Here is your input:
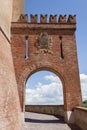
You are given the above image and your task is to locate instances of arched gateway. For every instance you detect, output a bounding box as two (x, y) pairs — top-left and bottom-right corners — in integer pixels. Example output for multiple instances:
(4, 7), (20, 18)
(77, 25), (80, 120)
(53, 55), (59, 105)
(11, 14), (82, 123)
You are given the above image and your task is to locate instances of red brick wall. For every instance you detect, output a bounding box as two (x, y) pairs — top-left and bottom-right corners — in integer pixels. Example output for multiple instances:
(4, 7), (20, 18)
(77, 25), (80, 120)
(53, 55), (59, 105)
(0, 29), (21, 130)
(11, 22), (82, 112)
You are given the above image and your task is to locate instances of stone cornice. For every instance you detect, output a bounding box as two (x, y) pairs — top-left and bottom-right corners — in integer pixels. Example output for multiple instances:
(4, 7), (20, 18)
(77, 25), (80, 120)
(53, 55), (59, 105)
(11, 22), (76, 35)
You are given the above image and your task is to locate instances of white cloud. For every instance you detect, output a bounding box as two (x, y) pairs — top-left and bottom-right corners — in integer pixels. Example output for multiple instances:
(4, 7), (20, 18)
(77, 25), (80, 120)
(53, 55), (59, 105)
(44, 75), (60, 82)
(25, 73), (87, 105)
(80, 74), (87, 101)
(25, 75), (63, 105)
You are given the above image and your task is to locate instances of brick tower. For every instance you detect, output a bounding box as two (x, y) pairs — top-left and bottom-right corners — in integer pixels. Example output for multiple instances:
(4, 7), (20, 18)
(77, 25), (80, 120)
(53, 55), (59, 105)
(11, 14), (82, 123)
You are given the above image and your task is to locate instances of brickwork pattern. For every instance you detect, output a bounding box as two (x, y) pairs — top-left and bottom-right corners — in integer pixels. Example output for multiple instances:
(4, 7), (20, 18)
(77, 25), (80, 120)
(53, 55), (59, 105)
(11, 19), (82, 114)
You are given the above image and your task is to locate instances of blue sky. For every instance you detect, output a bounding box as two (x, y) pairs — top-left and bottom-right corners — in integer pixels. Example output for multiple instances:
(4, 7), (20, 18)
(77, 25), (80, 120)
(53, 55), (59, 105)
(24, 0), (87, 104)
(24, 0), (87, 74)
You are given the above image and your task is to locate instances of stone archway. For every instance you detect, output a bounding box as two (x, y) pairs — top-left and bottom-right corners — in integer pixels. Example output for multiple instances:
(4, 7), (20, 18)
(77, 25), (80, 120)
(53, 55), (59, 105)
(18, 64), (65, 113)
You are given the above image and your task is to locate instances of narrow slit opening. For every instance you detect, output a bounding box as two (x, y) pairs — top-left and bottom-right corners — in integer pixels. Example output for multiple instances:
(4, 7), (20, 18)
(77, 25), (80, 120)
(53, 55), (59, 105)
(25, 36), (29, 60)
(59, 36), (64, 60)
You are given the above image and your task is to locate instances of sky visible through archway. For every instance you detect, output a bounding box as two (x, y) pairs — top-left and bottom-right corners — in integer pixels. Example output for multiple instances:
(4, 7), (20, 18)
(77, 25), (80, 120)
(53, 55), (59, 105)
(25, 0), (87, 103)
(25, 71), (64, 105)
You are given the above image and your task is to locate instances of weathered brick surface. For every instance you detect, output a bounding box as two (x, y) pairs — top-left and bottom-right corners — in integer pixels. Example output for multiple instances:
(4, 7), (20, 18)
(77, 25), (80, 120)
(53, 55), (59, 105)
(0, 29), (21, 130)
(11, 22), (82, 114)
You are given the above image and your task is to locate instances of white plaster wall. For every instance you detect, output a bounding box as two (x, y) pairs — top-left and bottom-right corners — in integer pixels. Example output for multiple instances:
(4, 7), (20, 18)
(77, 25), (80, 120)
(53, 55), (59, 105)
(0, 0), (13, 39)
(0, 0), (24, 39)
(12, 0), (24, 22)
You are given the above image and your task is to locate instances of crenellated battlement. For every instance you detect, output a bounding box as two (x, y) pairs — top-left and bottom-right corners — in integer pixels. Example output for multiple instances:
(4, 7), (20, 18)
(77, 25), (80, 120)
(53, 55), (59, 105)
(40, 15), (47, 23)
(30, 14), (38, 23)
(67, 15), (76, 24)
(18, 14), (28, 22)
(49, 15), (57, 23)
(58, 15), (66, 23)
(18, 14), (76, 24)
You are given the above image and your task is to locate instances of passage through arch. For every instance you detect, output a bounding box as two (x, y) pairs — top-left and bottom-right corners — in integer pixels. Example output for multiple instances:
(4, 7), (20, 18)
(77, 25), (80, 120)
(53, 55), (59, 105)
(25, 70), (64, 105)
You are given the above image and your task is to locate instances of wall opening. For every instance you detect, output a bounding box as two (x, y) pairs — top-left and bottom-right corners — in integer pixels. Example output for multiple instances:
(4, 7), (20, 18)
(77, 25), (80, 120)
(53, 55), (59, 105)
(25, 70), (64, 105)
